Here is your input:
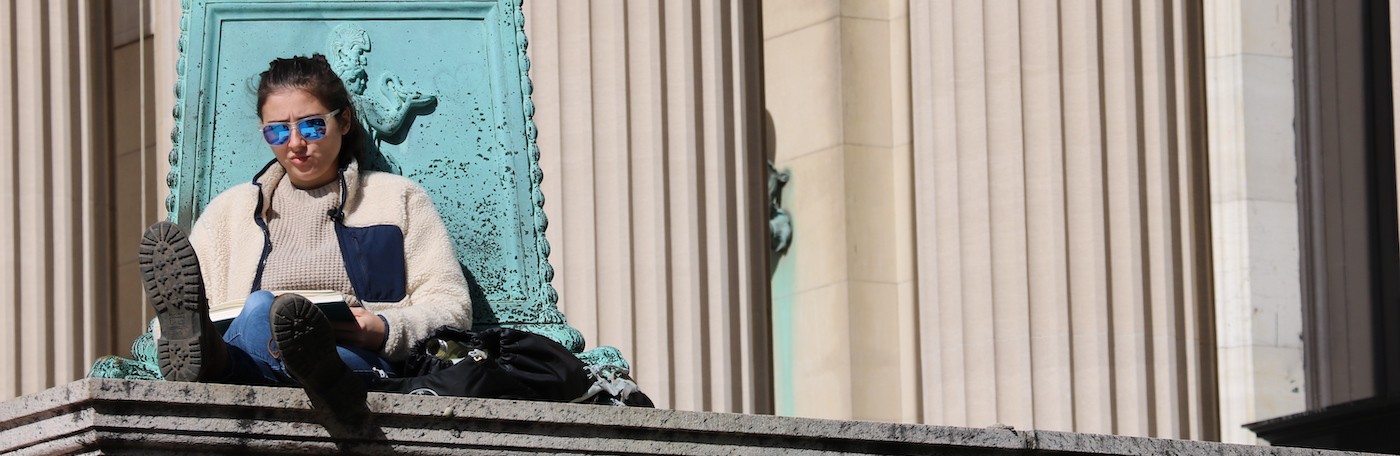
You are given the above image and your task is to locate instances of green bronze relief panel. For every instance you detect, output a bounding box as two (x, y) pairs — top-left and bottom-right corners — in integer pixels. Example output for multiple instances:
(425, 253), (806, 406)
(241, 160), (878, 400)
(91, 0), (642, 382)
(167, 0), (584, 351)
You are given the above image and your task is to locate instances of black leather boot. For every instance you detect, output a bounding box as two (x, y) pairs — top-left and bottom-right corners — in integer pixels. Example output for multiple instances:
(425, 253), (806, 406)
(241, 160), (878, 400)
(271, 293), (369, 420)
(140, 221), (227, 382)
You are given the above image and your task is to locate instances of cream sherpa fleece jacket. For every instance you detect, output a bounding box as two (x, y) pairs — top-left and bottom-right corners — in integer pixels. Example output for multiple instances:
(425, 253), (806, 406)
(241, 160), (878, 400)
(188, 159), (472, 361)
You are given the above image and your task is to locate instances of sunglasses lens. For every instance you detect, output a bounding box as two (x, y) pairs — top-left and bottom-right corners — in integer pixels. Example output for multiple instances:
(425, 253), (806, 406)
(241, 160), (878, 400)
(298, 118), (328, 141)
(262, 124), (291, 145)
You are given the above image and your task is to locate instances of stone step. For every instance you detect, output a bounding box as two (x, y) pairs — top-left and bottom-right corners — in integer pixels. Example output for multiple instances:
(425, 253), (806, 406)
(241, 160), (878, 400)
(0, 379), (1378, 455)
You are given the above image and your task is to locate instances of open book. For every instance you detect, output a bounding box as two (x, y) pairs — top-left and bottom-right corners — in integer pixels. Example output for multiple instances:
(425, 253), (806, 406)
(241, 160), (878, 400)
(210, 290), (356, 331)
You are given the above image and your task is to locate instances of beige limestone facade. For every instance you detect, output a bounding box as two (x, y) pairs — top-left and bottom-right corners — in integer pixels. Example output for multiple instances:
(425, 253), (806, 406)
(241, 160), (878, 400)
(1205, 0), (1306, 444)
(2, 0), (1395, 448)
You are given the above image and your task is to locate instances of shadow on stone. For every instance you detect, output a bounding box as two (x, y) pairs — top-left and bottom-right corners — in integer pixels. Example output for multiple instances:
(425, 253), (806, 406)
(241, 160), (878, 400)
(462, 264), (495, 327)
(304, 389), (387, 445)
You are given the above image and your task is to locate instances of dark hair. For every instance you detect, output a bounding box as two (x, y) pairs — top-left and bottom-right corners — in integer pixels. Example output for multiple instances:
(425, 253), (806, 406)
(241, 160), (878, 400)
(256, 54), (363, 167)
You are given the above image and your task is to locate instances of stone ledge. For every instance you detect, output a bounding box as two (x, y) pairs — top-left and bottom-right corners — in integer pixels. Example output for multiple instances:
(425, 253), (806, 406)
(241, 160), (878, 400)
(0, 379), (1380, 455)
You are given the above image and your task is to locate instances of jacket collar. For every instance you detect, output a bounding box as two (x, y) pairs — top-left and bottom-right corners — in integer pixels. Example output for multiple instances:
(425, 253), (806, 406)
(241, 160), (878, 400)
(250, 158), (359, 220)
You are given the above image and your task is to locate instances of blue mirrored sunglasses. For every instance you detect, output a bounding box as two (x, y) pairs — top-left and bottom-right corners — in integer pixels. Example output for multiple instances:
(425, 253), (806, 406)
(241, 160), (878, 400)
(259, 109), (342, 145)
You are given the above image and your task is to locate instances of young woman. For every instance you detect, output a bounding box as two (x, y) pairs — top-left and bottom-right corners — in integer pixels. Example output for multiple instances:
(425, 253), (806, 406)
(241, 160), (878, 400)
(140, 55), (471, 406)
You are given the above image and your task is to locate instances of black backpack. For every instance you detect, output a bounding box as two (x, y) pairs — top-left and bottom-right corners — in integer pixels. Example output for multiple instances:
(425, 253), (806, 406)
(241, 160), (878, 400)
(371, 326), (592, 401)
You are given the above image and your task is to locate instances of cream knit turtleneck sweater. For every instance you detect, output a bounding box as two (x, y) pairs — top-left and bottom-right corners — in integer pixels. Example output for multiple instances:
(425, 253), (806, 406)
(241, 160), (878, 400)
(259, 174), (355, 297)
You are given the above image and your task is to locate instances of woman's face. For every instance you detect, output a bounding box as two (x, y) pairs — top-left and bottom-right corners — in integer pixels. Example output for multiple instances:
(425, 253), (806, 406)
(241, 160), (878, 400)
(260, 89), (348, 189)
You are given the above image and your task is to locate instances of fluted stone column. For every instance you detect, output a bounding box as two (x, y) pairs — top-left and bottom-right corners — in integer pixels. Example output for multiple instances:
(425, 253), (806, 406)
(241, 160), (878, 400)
(909, 0), (1216, 439)
(0, 0), (111, 399)
(525, 0), (770, 413)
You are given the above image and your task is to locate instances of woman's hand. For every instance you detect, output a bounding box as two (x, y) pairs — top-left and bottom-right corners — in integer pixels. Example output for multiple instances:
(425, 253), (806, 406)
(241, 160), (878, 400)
(334, 306), (387, 351)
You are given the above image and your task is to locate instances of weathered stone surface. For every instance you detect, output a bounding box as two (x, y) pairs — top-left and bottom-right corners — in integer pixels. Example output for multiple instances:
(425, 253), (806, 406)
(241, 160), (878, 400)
(0, 379), (1384, 455)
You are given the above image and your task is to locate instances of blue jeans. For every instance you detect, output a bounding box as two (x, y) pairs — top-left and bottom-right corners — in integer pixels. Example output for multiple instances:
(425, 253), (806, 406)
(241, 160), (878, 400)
(219, 290), (396, 385)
